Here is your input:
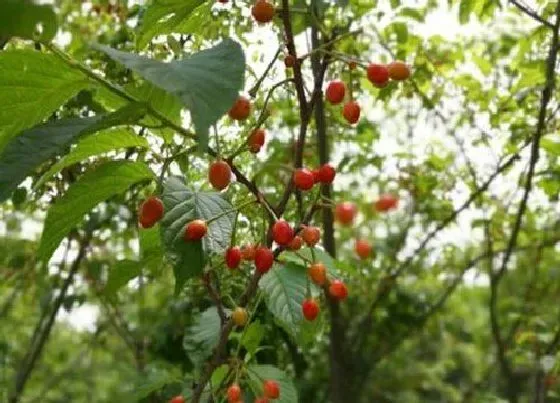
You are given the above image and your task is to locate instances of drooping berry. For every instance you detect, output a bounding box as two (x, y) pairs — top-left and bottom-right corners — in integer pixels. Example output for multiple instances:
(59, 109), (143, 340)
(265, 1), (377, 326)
(311, 169), (321, 184)
(287, 235), (303, 251)
(272, 220), (294, 246)
(325, 80), (346, 104)
(169, 396), (186, 403)
(329, 279), (348, 301)
(335, 202), (356, 225)
(251, 0), (275, 23)
(138, 196), (164, 228)
(342, 101), (360, 124)
(209, 160), (232, 191)
(228, 96), (251, 120)
(301, 226), (321, 246)
(308, 262), (327, 286)
(254, 246), (274, 273)
(355, 239), (372, 260)
(232, 307), (248, 326)
(241, 244), (257, 261)
(293, 168), (315, 191)
(367, 63), (390, 88)
(249, 128), (266, 153)
(302, 298), (320, 321)
(387, 61), (411, 81)
(227, 384), (242, 402)
(263, 380), (280, 399)
(184, 219), (208, 241)
(317, 163), (336, 184)
(374, 194), (399, 212)
(284, 54), (296, 68)
(225, 246), (242, 269)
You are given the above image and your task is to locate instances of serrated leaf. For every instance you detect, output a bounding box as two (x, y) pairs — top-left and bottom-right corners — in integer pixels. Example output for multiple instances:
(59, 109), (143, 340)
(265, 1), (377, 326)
(0, 103), (148, 202)
(0, 0), (57, 42)
(35, 128), (149, 189)
(183, 307), (225, 361)
(93, 39), (245, 150)
(160, 176), (236, 294)
(241, 320), (265, 355)
(247, 365), (298, 403)
(105, 260), (141, 295)
(0, 50), (91, 152)
(38, 161), (155, 262)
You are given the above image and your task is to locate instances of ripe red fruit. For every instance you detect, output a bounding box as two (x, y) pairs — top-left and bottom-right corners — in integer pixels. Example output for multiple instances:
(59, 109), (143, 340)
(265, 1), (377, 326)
(263, 380), (280, 399)
(342, 101), (360, 124)
(374, 194), (399, 212)
(272, 220), (294, 246)
(227, 384), (241, 402)
(209, 160), (232, 190)
(287, 235), (303, 251)
(249, 128), (266, 153)
(255, 246), (274, 273)
(355, 239), (372, 260)
(225, 246), (242, 269)
(293, 168), (315, 191)
(329, 279), (348, 301)
(302, 298), (320, 321)
(311, 169), (321, 184)
(184, 219), (208, 241)
(255, 398), (270, 403)
(169, 396), (185, 403)
(335, 202), (356, 225)
(367, 63), (390, 88)
(228, 96), (251, 120)
(301, 226), (321, 246)
(317, 163), (336, 184)
(241, 244), (257, 261)
(308, 262), (327, 285)
(251, 0), (275, 23)
(138, 196), (164, 228)
(284, 54), (296, 68)
(387, 61), (411, 81)
(325, 80), (346, 104)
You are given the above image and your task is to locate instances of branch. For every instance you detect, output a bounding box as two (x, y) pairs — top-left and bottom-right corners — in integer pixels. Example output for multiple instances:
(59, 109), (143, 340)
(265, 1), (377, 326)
(509, 0), (554, 28)
(203, 271), (227, 325)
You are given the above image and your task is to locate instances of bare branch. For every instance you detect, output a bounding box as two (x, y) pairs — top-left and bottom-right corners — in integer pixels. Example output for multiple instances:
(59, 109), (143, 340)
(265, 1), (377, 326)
(509, 0), (554, 28)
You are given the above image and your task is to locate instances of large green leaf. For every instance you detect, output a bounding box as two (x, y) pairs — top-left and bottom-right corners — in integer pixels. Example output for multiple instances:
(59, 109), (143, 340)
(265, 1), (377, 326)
(34, 128), (149, 189)
(241, 320), (265, 356)
(247, 364), (298, 403)
(183, 307), (224, 362)
(105, 260), (141, 295)
(0, 0), (57, 42)
(0, 50), (91, 152)
(93, 39), (245, 149)
(38, 161), (155, 262)
(0, 103), (148, 202)
(140, 226), (164, 275)
(136, 0), (207, 49)
(160, 176), (236, 294)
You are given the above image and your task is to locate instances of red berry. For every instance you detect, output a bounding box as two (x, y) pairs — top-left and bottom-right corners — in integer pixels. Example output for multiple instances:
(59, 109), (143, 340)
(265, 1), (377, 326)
(227, 384), (241, 402)
(366, 63), (390, 88)
(329, 279), (348, 300)
(241, 244), (257, 261)
(209, 160), (232, 190)
(225, 246), (242, 269)
(272, 220), (294, 246)
(249, 128), (266, 153)
(138, 196), (164, 228)
(302, 298), (320, 321)
(251, 0), (275, 23)
(218, 0), (228, 3)
(355, 239), (372, 260)
(255, 398), (270, 403)
(263, 380), (280, 399)
(387, 61), (411, 81)
(342, 101), (360, 124)
(308, 262), (327, 286)
(325, 80), (346, 104)
(184, 219), (208, 241)
(317, 163), (336, 184)
(335, 202), (356, 225)
(228, 96), (251, 120)
(169, 396), (186, 403)
(301, 226), (321, 246)
(311, 169), (321, 184)
(293, 168), (315, 191)
(287, 235), (303, 251)
(284, 54), (296, 68)
(374, 194), (399, 212)
(254, 246), (274, 273)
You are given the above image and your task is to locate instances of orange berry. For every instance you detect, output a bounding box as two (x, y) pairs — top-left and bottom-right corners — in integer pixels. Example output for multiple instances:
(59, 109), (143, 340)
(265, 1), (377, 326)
(209, 160), (232, 190)
(251, 0), (275, 23)
(301, 226), (321, 246)
(342, 101), (360, 124)
(374, 194), (399, 212)
(335, 202), (356, 225)
(232, 307), (248, 326)
(387, 61), (411, 81)
(366, 63), (389, 88)
(241, 244), (257, 261)
(308, 262), (327, 285)
(287, 235), (303, 251)
(184, 219), (207, 241)
(169, 396), (186, 403)
(227, 384), (242, 402)
(228, 96), (251, 120)
(249, 128), (266, 153)
(355, 239), (372, 260)
(263, 380), (280, 399)
(329, 279), (348, 300)
(284, 54), (296, 68)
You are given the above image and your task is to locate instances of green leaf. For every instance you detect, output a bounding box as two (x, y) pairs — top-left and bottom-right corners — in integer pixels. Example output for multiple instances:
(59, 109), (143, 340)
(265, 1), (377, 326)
(140, 226), (164, 275)
(459, 0), (476, 24)
(38, 161), (155, 262)
(541, 138), (560, 156)
(105, 260), (141, 295)
(0, 103), (148, 202)
(136, 0), (207, 49)
(391, 22), (409, 44)
(0, 0), (57, 42)
(93, 39), (245, 150)
(247, 365), (298, 403)
(0, 50), (91, 152)
(183, 307), (224, 361)
(34, 128), (149, 189)
(241, 320), (265, 356)
(398, 7), (425, 22)
(160, 176), (236, 294)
